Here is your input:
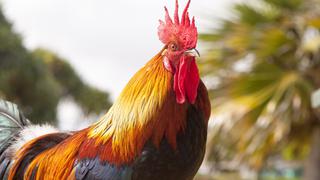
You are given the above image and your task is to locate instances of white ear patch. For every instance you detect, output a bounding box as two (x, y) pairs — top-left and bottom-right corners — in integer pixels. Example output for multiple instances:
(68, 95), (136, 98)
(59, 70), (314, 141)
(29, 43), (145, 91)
(8, 124), (59, 155)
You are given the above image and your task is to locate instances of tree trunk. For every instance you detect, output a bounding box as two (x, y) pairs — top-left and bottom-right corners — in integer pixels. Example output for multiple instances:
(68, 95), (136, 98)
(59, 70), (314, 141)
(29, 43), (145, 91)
(304, 126), (320, 180)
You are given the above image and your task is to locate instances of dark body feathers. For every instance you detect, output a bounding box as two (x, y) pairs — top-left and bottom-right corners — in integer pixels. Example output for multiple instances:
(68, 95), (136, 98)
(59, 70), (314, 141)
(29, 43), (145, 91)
(75, 104), (207, 180)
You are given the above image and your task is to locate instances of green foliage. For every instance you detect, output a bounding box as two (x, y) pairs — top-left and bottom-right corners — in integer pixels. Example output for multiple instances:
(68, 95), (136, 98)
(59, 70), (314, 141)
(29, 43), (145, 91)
(0, 7), (111, 124)
(200, 0), (320, 169)
(32, 49), (112, 115)
(264, 0), (303, 10)
(234, 4), (272, 25)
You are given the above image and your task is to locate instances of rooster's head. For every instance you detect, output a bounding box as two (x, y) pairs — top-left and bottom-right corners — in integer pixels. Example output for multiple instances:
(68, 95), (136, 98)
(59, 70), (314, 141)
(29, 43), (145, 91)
(158, 0), (199, 105)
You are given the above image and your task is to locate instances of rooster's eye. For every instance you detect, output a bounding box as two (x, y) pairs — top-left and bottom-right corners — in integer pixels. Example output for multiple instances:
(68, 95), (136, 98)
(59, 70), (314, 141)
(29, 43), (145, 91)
(169, 43), (178, 51)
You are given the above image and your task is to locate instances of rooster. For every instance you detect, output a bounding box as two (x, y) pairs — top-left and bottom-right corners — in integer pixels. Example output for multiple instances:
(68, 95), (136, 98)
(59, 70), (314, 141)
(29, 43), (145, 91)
(0, 0), (210, 179)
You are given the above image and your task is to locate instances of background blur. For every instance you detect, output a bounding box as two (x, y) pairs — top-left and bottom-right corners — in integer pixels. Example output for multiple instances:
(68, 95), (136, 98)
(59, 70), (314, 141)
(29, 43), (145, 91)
(1, 0), (320, 180)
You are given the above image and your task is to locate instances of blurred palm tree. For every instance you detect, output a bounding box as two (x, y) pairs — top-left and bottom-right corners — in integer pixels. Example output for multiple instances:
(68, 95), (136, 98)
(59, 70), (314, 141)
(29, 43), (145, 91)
(0, 6), (112, 124)
(200, 0), (320, 179)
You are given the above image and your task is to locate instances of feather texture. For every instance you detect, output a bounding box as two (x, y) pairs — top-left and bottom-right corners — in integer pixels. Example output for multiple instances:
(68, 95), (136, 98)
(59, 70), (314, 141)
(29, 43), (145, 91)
(0, 100), (29, 143)
(85, 49), (188, 164)
(0, 100), (29, 179)
(8, 125), (59, 155)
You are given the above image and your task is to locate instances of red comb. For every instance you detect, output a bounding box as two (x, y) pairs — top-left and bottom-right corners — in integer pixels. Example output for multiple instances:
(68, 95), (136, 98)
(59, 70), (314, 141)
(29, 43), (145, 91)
(158, 0), (197, 49)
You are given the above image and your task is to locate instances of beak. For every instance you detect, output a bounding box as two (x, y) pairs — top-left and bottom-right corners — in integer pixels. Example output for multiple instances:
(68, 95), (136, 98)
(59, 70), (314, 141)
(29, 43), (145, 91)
(184, 48), (200, 57)
(161, 49), (167, 56)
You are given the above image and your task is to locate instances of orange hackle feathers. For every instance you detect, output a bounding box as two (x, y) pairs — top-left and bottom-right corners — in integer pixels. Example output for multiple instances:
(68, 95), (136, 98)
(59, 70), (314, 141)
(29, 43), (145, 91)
(83, 49), (188, 164)
(9, 130), (88, 180)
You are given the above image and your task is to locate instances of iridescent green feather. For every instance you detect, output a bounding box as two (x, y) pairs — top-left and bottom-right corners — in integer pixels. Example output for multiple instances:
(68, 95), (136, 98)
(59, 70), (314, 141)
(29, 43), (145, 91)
(0, 100), (29, 153)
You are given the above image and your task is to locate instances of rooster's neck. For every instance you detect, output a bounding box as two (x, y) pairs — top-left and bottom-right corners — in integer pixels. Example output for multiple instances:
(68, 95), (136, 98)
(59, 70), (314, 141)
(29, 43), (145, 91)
(85, 49), (188, 164)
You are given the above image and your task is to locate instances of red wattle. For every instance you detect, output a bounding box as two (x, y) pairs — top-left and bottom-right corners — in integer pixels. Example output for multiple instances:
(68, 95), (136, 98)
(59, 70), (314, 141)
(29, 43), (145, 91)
(186, 58), (199, 104)
(174, 56), (199, 104)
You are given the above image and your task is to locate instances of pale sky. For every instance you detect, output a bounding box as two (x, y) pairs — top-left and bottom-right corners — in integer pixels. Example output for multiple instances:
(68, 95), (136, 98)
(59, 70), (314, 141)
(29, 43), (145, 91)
(1, 0), (239, 129)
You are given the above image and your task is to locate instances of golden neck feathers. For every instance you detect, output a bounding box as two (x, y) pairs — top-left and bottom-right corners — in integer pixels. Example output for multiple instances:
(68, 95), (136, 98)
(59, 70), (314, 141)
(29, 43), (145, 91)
(87, 49), (188, 163)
